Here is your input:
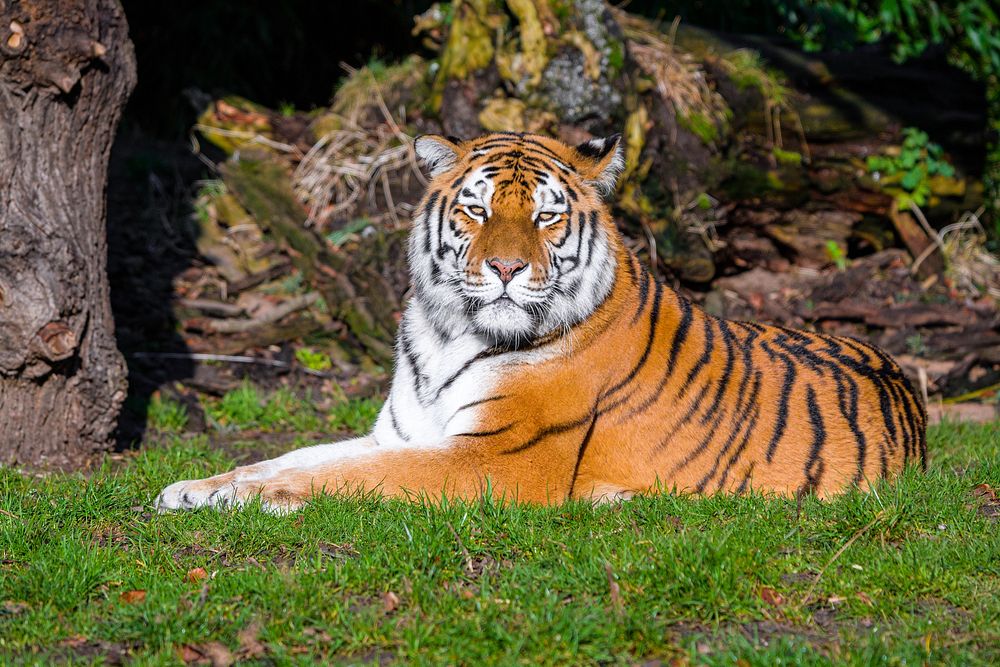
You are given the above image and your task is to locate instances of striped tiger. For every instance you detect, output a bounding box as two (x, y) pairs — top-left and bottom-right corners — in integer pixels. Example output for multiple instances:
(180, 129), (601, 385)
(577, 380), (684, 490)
(156, 131), (926, 512)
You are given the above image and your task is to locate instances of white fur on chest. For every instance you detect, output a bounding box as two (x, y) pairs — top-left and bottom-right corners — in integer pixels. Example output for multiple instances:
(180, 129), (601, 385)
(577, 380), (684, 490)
(373, 302), (508, 446)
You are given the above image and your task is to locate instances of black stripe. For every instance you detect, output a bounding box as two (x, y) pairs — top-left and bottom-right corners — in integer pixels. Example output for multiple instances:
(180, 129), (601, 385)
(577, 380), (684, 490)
(624, 296), (696, 419)
(421, 191), (440, 254)
(388, 400), (411, 442)
(501, 413), (594, 455)
(567, 411), (600, 497)
(698, 321), (737, 426)
(677, 315), (715, 399)
(760, 339), (796, 463)
(631, 265), (651, 325)
(803, 385), (826, 493)
(432, 349), (495, 401)
(456, 422), (517, 438)
(601, 281), (663, 403)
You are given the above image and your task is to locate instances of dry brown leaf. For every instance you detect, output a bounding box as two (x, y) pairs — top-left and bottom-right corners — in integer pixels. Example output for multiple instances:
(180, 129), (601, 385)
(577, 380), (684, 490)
(59, 635), (88, 648)
(2, 601), (29, 615)
(177, 645), (203, 663)
(856, 591), (874, 606)
(972, 483), (998, 502)
(382, 591), (400, 613)
(460, 589), (475, 600)
(758, 586), (785, 606)
(185, 567), (209, 583)
(119, 590), (146, 604)
(237, 622), (267, 659)
(201, 641), (235, 667)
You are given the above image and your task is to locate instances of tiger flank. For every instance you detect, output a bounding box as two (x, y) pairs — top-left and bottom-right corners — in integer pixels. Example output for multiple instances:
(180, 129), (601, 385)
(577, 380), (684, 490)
(156, 132), (926, 512)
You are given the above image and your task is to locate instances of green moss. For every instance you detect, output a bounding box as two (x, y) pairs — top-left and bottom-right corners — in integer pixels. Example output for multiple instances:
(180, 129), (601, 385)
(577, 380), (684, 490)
(608, 38), (626, 76)
(723, 49), (789, 106)
(678, 111), (718, 145)
(772, 148), (802, 166)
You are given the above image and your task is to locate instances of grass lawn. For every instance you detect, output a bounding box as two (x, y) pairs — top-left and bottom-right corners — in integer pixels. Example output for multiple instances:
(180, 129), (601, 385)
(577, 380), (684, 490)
(1, 416), (998, 665)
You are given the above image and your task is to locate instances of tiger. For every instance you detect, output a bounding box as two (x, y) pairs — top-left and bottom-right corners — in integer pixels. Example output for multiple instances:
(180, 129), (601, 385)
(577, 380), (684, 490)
(156, 131), (926, 512)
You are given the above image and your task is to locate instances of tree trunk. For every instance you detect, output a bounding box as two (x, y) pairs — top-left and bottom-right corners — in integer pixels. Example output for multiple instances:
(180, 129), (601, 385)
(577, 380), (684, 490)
(0, 0), (135, 466)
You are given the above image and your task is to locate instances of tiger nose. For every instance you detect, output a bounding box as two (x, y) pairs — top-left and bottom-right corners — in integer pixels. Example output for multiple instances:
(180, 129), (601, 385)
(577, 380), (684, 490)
(487, 257), (528, 284)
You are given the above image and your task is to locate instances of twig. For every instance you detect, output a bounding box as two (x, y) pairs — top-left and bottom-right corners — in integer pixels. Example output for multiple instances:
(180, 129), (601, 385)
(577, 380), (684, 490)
(604, 562), (624, 615)
(128, 351), (334, 378)
(200, 292), (319, 334)
(805, 512), (883, 603)
(178, 298), (246, 318)
(908, 201), (948, 276)
(446, 521), (475, 575)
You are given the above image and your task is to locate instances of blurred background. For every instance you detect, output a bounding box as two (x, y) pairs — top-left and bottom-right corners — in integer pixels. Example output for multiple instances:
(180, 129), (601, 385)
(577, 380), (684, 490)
(108, 0), (1000, 447)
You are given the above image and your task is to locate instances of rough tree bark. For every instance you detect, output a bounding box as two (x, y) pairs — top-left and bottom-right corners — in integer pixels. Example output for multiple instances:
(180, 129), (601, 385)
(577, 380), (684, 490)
(0, 0), (135, 466)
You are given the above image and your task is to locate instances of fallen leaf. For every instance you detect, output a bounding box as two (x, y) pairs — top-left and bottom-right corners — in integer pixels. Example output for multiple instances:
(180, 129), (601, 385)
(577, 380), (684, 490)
(382, 591), (400, 613)
(971, 483), (1000, 520)
(119, 590), (146, 604)
(758, 586), (785, 606)
(177, 645), (202, 663)
(237, 622), (267, 659)
(185, 567), (208, 583)
(460, 589), (475, 600)
(857, 592), (874, 606)
(59, 635), (88, 648)
(1, 601), (29, 615)
(199, 642), (234, 667)
(303, 627), (332, 643)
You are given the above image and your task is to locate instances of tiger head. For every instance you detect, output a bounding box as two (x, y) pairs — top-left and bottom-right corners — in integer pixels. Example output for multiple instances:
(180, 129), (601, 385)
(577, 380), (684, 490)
(412, 132), (624, 345)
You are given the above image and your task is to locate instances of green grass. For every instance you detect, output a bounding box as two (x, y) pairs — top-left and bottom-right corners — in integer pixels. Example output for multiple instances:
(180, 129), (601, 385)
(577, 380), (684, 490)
(202, 382), (381, 435)
(1, 422), (998, 665)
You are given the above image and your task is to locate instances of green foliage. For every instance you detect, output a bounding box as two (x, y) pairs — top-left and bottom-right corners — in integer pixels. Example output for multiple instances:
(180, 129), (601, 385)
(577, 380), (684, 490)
(294, 346), (333, 372)
(865, 127), (956, 209)
(772, 147), (803, 166)
(775, 1), (999, 235)
(774, 0), (999, 73)
(678, 111), (718, 145)
(203, 381), (379, 435)
(0, 421), (997, 662)
(325, 217), (373, 248)
(824, 240), (849, 270)
(329, 397), (383, 435)
(147, 394), (188, 433)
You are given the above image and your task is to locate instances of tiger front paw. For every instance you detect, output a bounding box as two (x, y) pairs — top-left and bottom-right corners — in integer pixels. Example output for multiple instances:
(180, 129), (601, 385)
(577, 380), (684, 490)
(154, 474), (304, 514)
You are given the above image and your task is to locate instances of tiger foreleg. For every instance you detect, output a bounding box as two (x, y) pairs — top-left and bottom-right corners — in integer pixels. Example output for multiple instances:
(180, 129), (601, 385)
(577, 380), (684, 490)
(155, 436), (381, 513)
(155, 432), (583, 511)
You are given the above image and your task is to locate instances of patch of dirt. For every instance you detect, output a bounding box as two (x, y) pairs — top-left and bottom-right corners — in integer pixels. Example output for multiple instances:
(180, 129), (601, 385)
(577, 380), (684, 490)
(52, 637), (138, 665)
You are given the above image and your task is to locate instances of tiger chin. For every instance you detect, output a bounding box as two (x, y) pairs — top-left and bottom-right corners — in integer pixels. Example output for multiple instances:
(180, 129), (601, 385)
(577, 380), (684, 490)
(156, 131), (926, 513)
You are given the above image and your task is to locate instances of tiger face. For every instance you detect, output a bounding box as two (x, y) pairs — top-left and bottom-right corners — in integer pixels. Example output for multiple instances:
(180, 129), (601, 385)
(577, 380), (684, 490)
(412, 132), (625, 345)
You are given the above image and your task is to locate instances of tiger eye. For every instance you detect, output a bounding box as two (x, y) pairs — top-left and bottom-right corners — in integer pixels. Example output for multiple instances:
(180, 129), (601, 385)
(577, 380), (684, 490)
(468, 206), (487, 218)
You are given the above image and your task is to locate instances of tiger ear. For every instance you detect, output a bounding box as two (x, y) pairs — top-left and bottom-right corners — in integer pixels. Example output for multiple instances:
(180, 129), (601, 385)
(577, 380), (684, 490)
(572, 134), (624, 195)
(414, 134), (463, 177)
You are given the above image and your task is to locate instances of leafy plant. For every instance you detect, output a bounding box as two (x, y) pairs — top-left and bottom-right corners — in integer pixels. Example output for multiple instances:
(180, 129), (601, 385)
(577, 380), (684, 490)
(865, 127), (955, 209)
(295, 346), (333, 372)
(326, 217), (372, 248)
(147, 394), (188, 433)
(824, 240), (849, 270)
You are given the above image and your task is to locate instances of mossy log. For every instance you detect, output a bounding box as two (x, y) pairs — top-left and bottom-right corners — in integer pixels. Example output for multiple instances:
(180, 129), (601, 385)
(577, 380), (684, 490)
(221, 156), (398, 366)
